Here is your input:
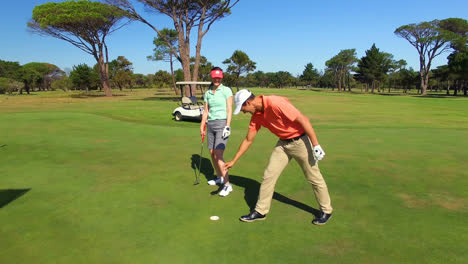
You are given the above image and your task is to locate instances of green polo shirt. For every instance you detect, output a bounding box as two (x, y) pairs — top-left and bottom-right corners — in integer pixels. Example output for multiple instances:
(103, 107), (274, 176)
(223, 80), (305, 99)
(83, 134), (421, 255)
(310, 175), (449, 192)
(204, 84), (233, 120)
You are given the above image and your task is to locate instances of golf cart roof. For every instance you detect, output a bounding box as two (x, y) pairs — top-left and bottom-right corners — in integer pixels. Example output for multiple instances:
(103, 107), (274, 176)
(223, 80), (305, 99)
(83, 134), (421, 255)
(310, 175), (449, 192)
(176, 81), (211, 85)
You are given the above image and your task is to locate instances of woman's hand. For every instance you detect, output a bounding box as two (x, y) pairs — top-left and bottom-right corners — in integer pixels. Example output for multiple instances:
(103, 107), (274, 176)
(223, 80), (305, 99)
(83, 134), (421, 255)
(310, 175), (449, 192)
(200, 125), (206, 139)
(222, 126), (230, 139)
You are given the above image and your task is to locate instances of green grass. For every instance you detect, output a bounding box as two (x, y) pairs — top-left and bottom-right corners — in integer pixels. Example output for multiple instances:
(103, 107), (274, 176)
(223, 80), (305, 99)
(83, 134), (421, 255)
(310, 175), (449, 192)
(1, 88), (467, 263)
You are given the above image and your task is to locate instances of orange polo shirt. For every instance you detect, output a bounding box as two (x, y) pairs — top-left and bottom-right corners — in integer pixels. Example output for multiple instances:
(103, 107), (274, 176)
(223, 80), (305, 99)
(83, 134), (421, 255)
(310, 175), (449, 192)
(249, 95), (305, 140)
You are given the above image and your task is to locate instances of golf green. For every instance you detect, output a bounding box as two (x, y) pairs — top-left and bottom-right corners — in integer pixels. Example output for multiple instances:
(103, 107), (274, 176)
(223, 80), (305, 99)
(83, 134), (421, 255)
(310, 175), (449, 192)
(0, 89), (467, 263)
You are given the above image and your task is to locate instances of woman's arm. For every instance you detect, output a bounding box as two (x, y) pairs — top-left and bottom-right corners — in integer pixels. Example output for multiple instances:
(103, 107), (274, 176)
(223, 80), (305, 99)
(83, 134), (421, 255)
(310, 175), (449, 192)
(200, 102), (209, 136)
(226, 96), (233, 126)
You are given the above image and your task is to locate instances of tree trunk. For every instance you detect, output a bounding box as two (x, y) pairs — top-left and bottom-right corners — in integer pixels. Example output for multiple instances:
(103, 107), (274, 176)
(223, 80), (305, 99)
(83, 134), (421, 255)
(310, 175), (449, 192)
(169, 54), (178, 95)
(105, 42), (109, 86)
(182, 56), (191, 97)
(347, 73), (351, 92)
(446, 80), (450, 95)
(192, 10), (206, 96)
(97, 47), (112, 97)
(419, 67), (429, 96)
(176, 22), (192, 97)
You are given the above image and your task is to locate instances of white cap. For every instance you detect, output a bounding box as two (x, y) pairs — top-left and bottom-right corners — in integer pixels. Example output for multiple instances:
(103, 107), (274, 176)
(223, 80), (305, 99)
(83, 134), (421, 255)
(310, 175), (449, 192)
(233, 89), (252, 115)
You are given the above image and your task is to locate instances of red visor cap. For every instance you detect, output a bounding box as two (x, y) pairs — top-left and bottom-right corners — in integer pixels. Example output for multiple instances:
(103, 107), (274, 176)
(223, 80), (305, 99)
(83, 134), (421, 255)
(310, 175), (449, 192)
(211, 70), (223, 79)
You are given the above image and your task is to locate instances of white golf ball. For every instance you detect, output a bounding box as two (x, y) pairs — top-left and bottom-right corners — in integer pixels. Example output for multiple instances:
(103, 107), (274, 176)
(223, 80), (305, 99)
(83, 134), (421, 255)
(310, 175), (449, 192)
(210, 216), (220, 221)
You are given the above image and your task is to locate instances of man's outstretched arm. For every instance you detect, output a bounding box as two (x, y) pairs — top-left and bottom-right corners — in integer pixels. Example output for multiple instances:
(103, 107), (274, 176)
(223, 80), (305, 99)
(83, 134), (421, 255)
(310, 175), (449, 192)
(224, 129), (257, 170)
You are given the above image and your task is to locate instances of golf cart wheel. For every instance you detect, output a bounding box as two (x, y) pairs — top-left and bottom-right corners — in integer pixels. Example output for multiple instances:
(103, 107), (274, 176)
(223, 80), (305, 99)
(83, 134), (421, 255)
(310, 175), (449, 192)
(174, 112), (182, 121)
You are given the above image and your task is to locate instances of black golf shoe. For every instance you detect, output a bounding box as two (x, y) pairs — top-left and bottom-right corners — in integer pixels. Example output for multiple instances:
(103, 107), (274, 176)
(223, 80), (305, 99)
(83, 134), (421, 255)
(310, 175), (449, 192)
(312, 211), (332, 225)
(240, 211), (266, 222)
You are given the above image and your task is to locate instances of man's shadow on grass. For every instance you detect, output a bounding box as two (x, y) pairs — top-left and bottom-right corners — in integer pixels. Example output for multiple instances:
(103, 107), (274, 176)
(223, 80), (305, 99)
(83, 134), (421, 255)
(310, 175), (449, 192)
(190, 154), (321, 217)
(0, 189), (30, 208)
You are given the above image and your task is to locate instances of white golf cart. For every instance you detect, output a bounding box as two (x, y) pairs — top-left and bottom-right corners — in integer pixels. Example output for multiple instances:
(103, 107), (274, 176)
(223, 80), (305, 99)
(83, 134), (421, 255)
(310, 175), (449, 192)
(172, 81), (211, 122)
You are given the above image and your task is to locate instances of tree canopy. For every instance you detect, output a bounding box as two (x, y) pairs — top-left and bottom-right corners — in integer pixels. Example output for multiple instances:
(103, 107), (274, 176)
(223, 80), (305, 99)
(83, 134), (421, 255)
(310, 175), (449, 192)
(70, 63), (99, 91)
(147, 28), (179, 63)
(355, 44), (394, 93)
(108, 56), (134, 90)
(300, 63), (320, 86)
(29, 0), (130, 96)
(19, 62), (63, 94)
(107, 0), (239, 96)
(147, 28), (179, 93)
(223, 50), (256, 90)
(394, 18), (468, 95)
(326, 49), (358, 91)
(0, 60), (22, 81)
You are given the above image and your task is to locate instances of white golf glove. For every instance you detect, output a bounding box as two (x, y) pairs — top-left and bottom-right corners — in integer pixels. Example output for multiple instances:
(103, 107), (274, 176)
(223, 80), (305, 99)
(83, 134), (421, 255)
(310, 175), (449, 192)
(222, 126), (231, 139)
(313, 145), (325, 161)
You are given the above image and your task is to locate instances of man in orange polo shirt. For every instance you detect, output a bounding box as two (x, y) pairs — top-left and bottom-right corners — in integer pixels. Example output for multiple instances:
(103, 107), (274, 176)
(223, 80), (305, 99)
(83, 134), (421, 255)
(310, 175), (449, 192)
(224, 89), (333, 225)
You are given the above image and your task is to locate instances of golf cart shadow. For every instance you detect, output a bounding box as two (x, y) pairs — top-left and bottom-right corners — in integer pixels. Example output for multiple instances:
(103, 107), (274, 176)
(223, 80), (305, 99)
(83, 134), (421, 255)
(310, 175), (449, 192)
(228, 175), (322, 217)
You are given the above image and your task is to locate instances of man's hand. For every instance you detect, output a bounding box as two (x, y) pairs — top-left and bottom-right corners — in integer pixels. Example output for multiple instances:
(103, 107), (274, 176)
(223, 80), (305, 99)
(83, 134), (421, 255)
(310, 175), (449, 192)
(224, 160), (235, 170)
(222, 126), (231, 139)
(313, 145), (325, 161)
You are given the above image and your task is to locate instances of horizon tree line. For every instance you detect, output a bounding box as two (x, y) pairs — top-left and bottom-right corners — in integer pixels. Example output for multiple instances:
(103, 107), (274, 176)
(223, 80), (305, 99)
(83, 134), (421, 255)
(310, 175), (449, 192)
(1, 53), (463, 96)
(2, 0), (467, 96)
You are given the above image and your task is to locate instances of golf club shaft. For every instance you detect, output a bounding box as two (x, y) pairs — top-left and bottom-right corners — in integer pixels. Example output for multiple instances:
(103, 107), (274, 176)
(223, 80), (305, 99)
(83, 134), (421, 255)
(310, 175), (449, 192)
(199, 123), (206, 170)
(195, 123), (206, 184)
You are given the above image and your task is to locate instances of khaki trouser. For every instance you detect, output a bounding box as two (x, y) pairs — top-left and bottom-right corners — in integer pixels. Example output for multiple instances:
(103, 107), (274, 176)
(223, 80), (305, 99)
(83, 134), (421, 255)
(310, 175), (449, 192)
(255, 135), (333, 215)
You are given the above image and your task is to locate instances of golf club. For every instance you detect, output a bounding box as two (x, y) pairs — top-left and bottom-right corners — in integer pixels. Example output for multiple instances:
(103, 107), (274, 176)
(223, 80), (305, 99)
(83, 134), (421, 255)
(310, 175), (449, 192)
(194, 123), (206, 185)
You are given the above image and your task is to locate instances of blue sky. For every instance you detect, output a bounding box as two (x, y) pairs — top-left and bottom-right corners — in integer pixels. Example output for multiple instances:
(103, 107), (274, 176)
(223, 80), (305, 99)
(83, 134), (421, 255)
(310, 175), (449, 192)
(1, 0), (467, 76)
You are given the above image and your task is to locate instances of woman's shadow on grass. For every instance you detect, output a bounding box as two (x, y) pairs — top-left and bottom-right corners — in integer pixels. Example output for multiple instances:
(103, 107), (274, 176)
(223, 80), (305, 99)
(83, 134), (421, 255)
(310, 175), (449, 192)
(190, 154), (321, 217)
(191, 154), (215, 181)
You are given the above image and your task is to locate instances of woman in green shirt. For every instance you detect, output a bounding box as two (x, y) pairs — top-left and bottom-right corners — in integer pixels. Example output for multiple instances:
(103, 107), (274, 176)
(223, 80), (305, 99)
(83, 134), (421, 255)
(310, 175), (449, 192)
(200, 67), (233, 197)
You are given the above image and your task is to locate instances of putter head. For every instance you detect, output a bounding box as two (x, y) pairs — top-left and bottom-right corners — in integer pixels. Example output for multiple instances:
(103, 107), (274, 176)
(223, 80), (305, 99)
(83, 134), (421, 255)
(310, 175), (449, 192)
(193, 179), (200, 185)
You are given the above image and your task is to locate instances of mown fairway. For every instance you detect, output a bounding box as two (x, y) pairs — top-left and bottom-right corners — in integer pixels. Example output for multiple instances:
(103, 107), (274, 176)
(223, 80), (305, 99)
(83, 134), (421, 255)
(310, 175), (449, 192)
(1, 89), (467, 263)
